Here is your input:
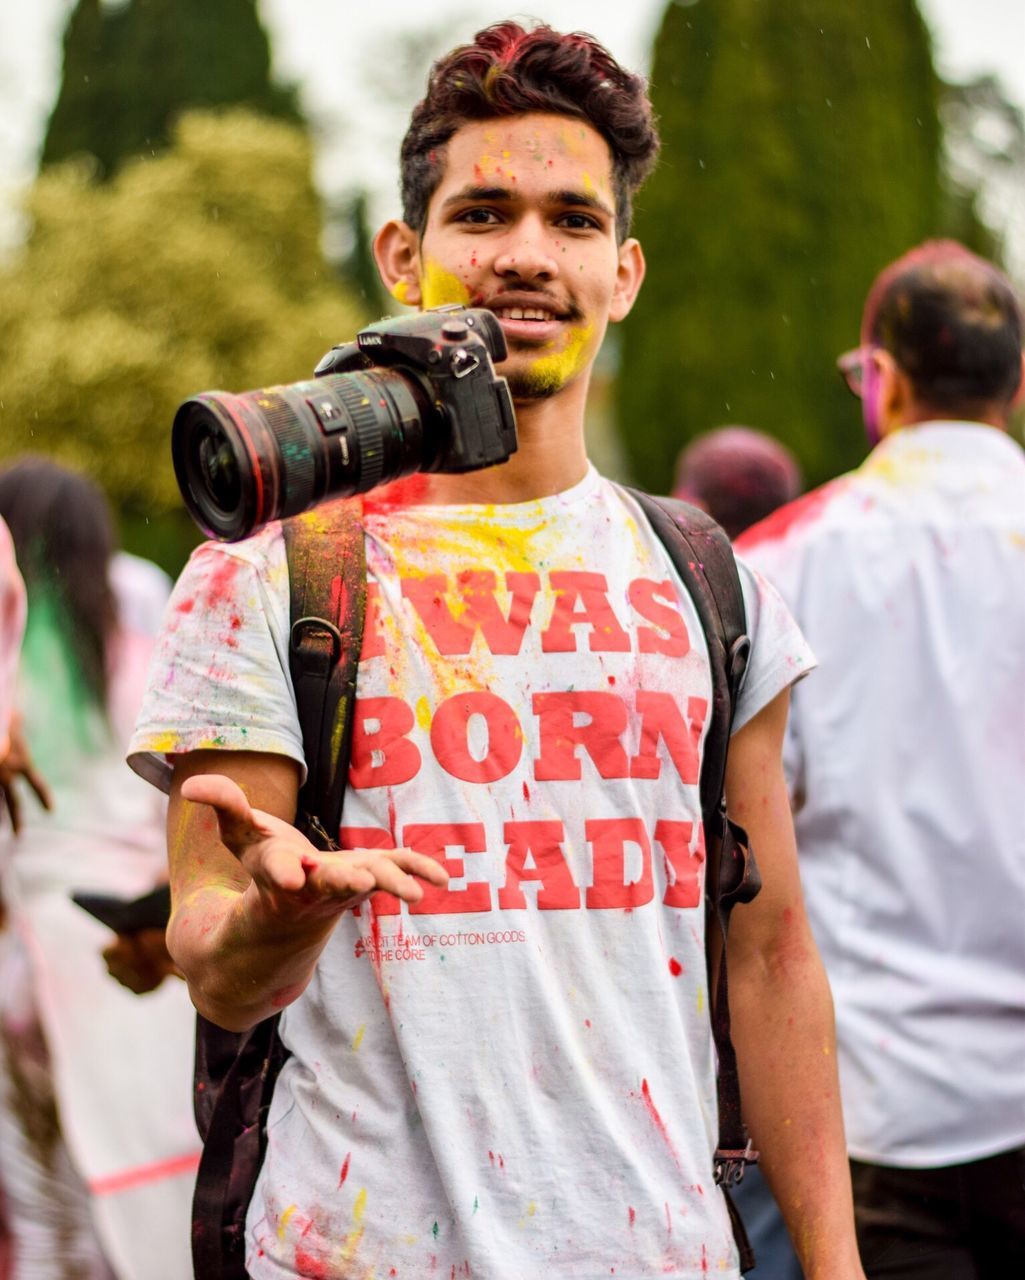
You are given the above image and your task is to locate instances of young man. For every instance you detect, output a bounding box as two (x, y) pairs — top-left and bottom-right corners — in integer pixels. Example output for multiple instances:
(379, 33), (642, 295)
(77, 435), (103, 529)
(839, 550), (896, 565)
(130, 23), (863, 1279)
(739, 240), (1025, 1276)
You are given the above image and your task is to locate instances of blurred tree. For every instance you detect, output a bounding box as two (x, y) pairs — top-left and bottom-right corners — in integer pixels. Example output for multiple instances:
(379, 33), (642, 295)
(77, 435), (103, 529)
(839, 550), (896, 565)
(619, 0), (947, 491)
(0, 111), (366, 575)
(940, 75), (1025, 275)
(42, 0), (301, 179)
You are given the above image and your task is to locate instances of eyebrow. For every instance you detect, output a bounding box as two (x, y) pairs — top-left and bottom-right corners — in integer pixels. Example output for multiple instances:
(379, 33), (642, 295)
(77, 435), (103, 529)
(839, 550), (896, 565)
(441, 184), (615, 219)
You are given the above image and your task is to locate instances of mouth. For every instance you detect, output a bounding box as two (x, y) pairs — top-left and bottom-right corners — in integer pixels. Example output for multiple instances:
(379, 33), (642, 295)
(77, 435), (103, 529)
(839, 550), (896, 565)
(484, 297), (575, 345)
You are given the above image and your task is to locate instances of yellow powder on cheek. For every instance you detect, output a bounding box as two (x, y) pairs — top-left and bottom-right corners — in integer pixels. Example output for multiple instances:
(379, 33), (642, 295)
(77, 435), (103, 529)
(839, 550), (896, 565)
(390, 279), (412, 305)
(419, 258), (471, 309)
(522, 322), (596, 395)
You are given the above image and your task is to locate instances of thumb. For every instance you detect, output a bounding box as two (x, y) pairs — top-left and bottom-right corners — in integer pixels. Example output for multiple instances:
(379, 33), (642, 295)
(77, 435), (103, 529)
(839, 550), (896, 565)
(180, 773), (272, 858)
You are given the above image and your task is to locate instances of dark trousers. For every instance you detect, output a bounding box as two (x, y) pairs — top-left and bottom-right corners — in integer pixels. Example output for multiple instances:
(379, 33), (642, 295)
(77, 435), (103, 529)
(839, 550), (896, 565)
(851, 1146), (1025, 1279)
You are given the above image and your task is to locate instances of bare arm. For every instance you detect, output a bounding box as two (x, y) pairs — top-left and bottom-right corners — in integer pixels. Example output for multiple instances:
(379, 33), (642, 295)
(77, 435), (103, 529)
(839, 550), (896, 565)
(167, 749), (448, 1032)
(724, 689), (864, 1280)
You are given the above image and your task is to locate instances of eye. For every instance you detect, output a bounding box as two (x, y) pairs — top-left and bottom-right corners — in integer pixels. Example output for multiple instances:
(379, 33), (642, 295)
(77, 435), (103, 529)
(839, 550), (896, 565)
(454, 207), (502, 226)
(557, 212), (602, 231)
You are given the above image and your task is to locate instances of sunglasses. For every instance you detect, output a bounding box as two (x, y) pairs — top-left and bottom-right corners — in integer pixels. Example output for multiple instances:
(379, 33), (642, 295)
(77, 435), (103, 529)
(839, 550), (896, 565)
(836, 344), (879, 399)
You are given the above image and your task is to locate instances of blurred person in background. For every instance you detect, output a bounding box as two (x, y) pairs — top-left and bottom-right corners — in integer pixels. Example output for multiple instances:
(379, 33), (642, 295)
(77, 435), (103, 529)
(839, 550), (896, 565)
(738, 241), (1025, 1277)
(0, 457), (198, 1280)
(672, 425), (803, 541)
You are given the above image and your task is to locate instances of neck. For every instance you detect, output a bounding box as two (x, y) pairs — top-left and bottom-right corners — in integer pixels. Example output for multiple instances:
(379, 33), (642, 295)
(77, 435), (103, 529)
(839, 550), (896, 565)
(422, 374), (592, 505)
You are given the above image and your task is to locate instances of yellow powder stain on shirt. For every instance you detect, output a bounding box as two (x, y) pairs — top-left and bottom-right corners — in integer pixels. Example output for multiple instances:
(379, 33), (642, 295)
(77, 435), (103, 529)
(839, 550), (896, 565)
(278, 1203), (299, 1240)
(415, 696), (432, 730)
(341, 1188), (369, 1262)
(352, 1023), (366, 1052)
(522, 323), (595, 396)
(146, 731), (180, 754)
(420, 258), (471, 309)
(696, 987), (705, 1015)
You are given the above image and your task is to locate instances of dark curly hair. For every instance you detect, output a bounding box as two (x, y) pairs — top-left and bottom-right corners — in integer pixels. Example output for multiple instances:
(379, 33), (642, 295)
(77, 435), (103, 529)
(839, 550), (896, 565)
(400, 21), (660, 243)
(863, 240), (1024, 418)
(0, 456), (117, 711)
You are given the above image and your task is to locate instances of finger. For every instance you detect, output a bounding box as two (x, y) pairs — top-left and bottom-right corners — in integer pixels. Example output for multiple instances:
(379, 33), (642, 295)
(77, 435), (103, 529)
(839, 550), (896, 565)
(307, 852), (434, 905)
(342, 847), (450, 886)
(180, 773), (273, 858)
(22, 765), (52, 813)
(3, 783), (21, 835)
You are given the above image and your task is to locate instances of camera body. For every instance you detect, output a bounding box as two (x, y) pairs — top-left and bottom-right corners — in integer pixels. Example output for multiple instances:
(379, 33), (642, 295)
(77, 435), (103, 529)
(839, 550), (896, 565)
(172, 305), (517, 542)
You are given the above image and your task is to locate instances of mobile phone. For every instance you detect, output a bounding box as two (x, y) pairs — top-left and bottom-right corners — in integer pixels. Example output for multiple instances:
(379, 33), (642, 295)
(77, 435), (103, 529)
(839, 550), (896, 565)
(70, 884), (171, 934)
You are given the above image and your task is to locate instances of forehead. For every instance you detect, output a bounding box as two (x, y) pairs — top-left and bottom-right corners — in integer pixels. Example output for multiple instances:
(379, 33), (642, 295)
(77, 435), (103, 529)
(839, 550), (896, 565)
(435, 112), (614, 194)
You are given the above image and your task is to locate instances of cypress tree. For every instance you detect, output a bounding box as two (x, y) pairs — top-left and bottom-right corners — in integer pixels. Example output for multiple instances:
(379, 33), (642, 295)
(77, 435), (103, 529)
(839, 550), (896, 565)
(618, 0), (944, 490)
(42, 0), (300, 178)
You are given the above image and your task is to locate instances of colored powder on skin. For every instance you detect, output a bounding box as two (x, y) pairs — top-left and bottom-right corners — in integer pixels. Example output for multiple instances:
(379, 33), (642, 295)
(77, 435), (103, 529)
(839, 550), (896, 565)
(520, 322), (595, 396)
(391, 279), (412, 305)
(419, 258), (471, 309)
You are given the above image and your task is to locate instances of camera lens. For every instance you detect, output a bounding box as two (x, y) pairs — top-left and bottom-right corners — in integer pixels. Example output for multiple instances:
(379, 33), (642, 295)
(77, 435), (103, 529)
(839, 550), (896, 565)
(198, 424), (241, 514)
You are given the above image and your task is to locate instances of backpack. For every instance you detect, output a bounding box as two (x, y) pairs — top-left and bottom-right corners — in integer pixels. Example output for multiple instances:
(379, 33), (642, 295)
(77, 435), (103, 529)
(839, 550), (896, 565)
(191, 487), (761, 1278)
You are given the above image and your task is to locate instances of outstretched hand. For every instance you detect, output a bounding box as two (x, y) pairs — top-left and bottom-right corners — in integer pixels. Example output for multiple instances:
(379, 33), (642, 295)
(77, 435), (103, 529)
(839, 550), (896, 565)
(180, 773), (448, 921)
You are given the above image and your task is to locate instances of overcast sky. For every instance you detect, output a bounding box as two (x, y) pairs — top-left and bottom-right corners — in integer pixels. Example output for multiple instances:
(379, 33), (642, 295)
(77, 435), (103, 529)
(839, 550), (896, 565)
(1, 0), (1023, 245)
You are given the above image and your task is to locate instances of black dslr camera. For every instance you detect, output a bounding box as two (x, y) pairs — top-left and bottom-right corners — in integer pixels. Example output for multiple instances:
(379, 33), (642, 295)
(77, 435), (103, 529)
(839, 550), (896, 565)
(172, 305), (517, 542)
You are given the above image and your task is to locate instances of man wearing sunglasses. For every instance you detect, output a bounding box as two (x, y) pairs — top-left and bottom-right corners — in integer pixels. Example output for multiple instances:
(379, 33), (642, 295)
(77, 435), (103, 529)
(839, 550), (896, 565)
(738, 240), (1025, 1278)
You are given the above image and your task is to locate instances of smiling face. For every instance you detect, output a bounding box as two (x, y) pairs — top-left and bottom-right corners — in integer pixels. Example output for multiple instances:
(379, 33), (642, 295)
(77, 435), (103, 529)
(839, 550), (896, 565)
(377, 113), (645, 402)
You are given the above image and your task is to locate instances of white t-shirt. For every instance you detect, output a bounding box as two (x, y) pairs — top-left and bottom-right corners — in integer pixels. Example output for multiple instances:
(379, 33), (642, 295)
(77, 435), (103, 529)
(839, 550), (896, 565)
(739, 422), (1025, 1169)
(131, 468), (814, 1279)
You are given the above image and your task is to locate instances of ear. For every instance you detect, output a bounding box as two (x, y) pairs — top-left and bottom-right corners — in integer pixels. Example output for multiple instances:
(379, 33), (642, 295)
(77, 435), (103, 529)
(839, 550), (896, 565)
(373, 220), (422, 308)
(609, 238), (646, 323)
(873, 348), (914, 437)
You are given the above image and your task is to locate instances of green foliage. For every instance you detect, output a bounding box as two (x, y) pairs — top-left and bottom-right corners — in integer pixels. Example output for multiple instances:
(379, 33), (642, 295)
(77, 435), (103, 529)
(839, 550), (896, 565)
(0, 111), (367, 575)
(619, 0), (946, 491)
(43, 0), (301, 179)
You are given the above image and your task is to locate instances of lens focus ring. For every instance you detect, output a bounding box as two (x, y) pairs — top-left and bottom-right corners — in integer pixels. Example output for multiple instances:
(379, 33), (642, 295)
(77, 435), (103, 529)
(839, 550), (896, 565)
(259, 392), (316, 518)
(335, 375), (385, 491)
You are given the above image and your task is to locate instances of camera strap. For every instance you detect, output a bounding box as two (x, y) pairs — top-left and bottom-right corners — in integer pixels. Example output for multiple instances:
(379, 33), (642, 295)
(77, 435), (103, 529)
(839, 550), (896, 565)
(624, 487), (759, 1274)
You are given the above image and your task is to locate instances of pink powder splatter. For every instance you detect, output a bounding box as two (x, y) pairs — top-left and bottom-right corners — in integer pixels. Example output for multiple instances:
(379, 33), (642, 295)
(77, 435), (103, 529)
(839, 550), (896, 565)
(640, 1079), (681, 1169)
(628, 1206), (636, 1228)
(338, 1152), (351, 1187)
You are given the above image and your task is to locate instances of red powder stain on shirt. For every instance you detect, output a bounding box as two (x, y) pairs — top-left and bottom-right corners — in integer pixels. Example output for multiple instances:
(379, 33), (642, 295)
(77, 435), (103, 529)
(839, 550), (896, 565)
(176, 598), (195, 613)
(338, 1152), (351, 1187)
(701, 1243), (710, 1273)
(628, 1206), (636, 1228)
(664, 1201), (672, 1234)
(295, 1246), (330, 1279)
(522, 781), (530, 801)
(202, 553), (242, 607)
(640, 1079), (681, 1168)
(584, 1019), (592, 1029)
(607, 674), (616, 686)
(230, 614), (242, 630)
(735, 480), (843, 551)
(363, 473), (433, 511)
(668, 957), (683, 977)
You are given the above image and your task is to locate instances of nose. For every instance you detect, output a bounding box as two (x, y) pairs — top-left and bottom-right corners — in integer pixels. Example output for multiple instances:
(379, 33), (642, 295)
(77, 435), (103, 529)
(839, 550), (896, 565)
(493, 216), (560, 283)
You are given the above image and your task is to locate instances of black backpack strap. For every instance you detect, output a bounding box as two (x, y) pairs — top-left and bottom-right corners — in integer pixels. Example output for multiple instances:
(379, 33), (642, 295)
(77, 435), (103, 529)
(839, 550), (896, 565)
(283, 498), (367, 851)
(624, 487), (761, 1272)
(192, 499), (367, 1280)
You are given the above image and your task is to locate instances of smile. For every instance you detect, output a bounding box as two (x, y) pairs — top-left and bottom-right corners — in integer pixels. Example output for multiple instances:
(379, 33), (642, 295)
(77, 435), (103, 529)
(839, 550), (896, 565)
(491, 307), (562, 321)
